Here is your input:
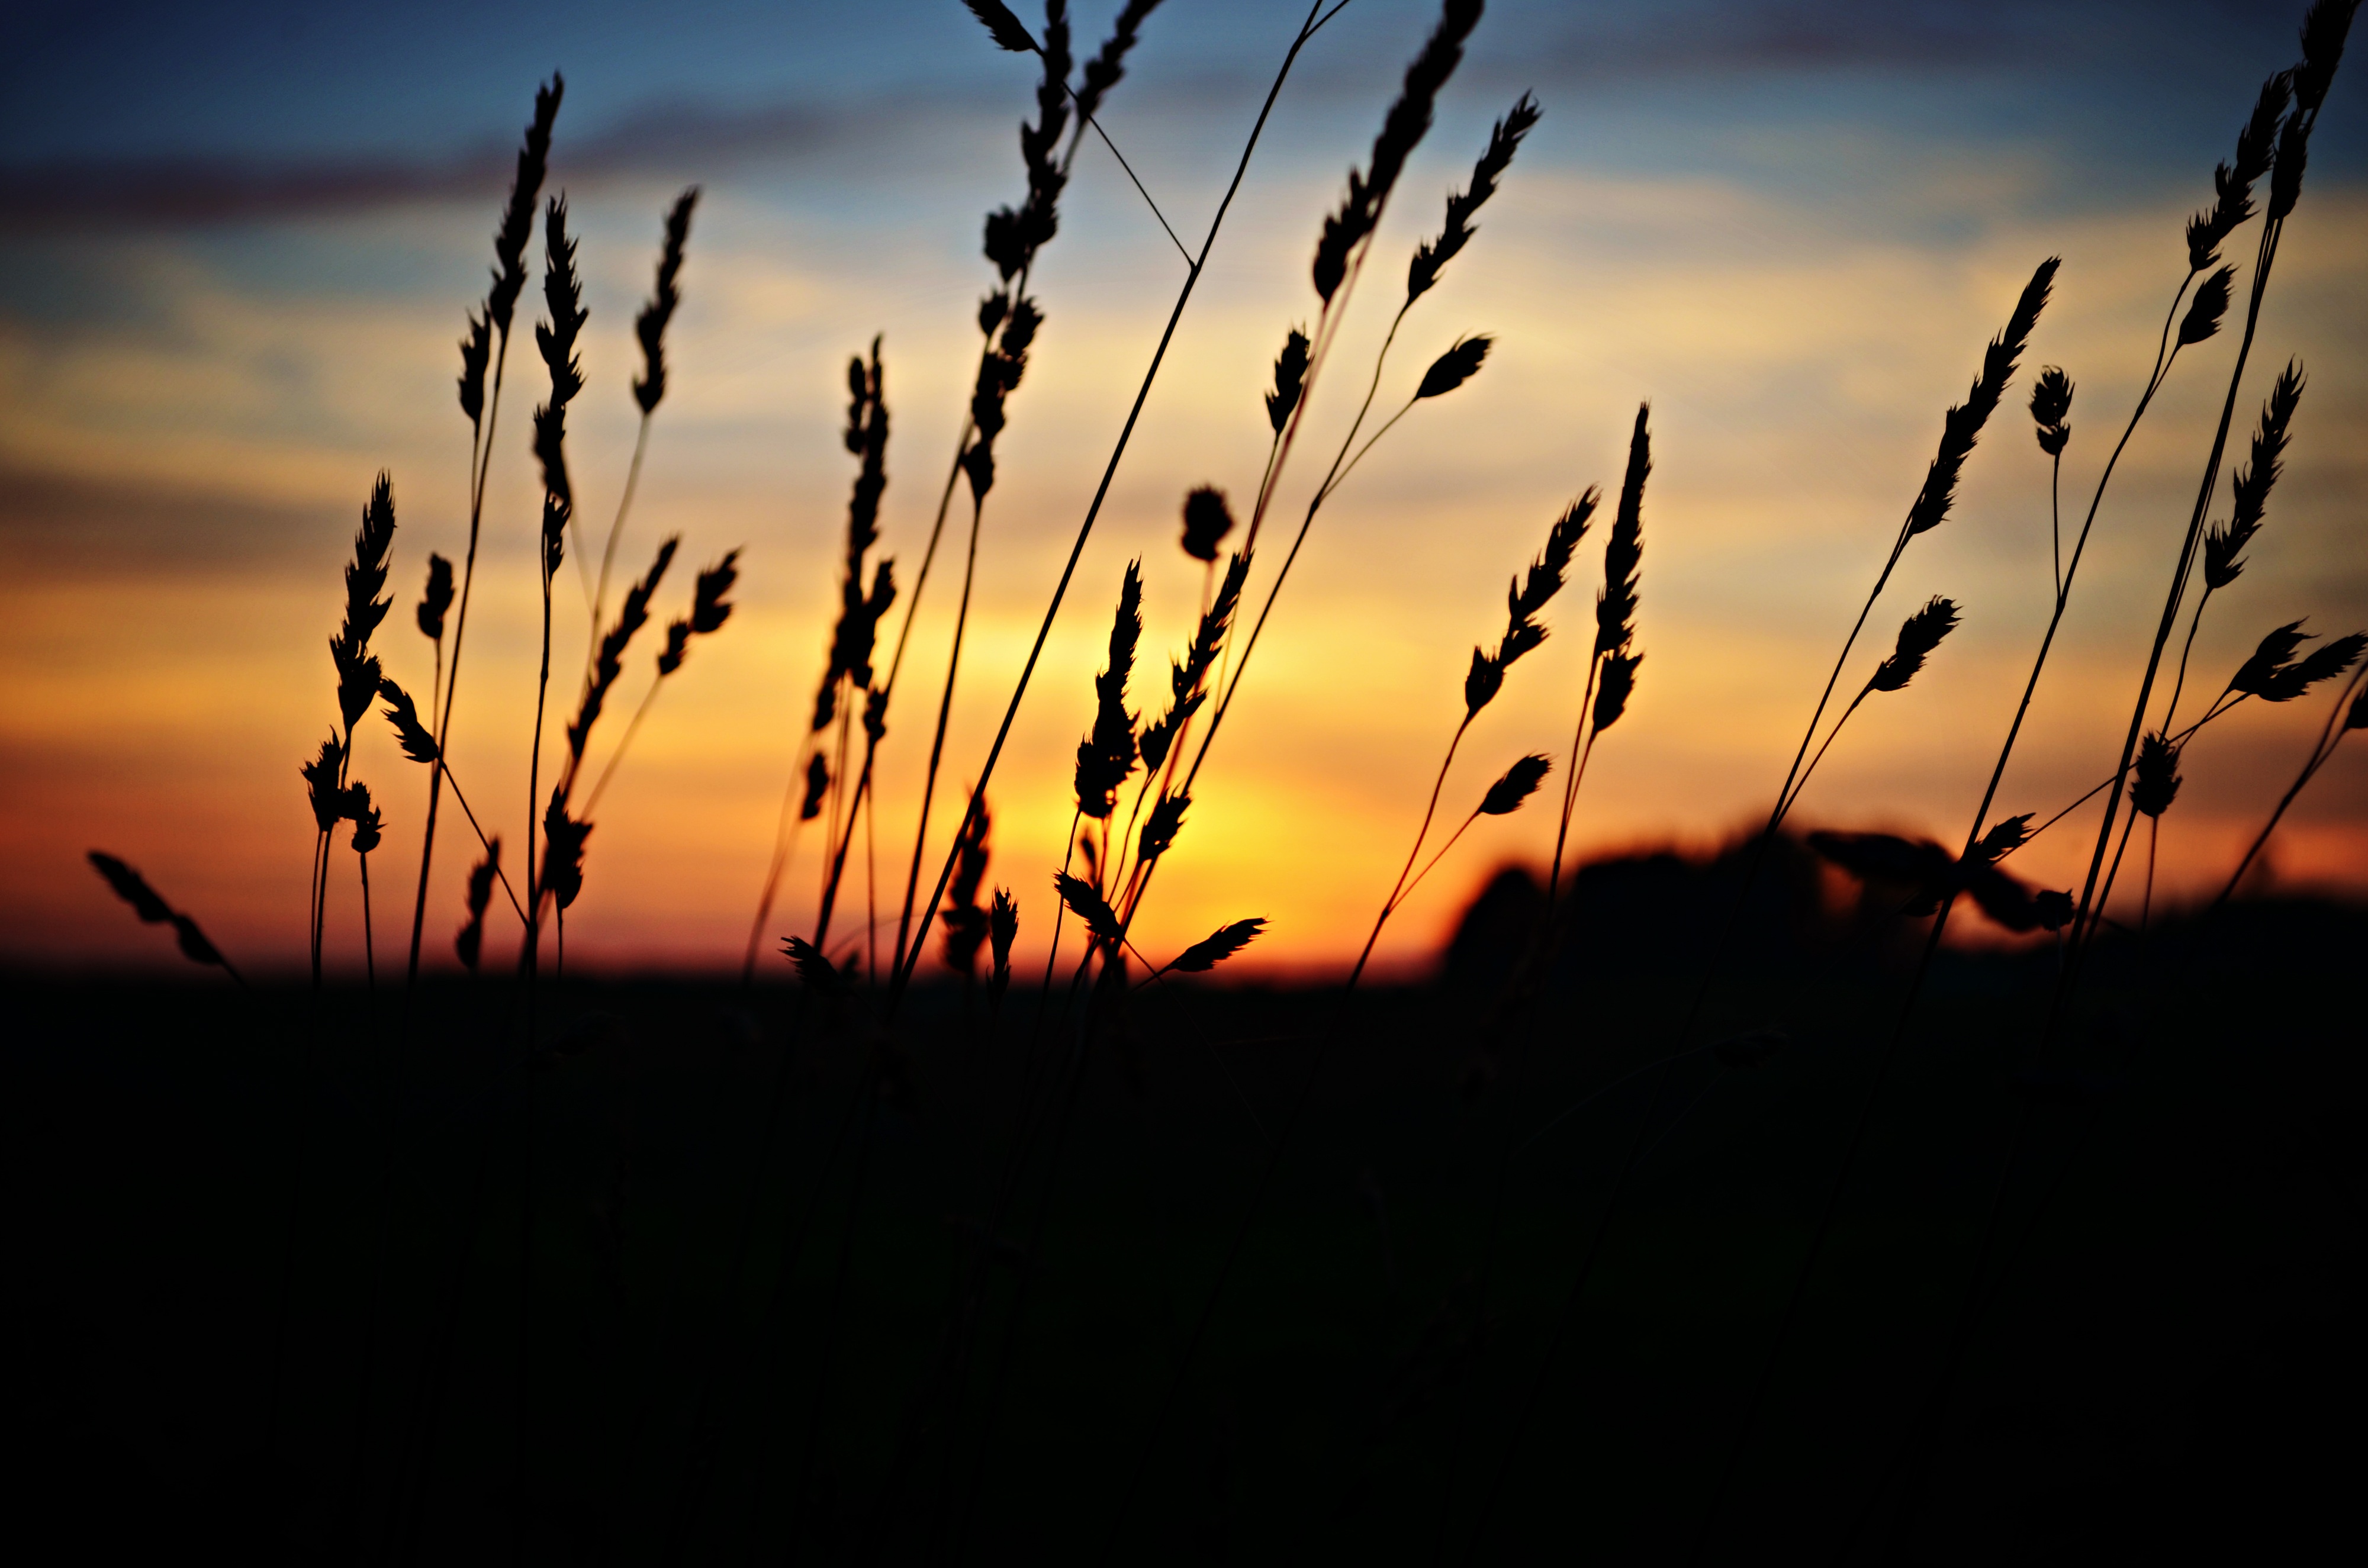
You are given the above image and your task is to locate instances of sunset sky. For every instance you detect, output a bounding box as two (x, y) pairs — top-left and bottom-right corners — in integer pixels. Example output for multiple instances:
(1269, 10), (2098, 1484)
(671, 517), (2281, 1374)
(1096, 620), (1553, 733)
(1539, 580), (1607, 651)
(4, 0), (2363, 978)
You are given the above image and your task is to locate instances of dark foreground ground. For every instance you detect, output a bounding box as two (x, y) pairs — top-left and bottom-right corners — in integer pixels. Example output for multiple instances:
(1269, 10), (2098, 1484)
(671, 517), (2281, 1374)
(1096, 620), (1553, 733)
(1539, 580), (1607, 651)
(7, 876), (2364, 1564)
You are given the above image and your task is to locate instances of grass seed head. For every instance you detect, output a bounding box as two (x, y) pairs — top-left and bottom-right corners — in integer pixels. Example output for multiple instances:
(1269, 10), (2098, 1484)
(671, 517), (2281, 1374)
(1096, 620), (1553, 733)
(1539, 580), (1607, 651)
(632, 188), (698, 415)
(456, 836), (500, 971)
(1907, 257), (2058, 536)
(1170, 917), (1266, 974)
(1868, 595), (1961, 693)
(2131, 731), (2183, 818)
(349, 785), (384, 854)
(488, 76), (562, 337)
(378, 678), (439, 764)
(1073, 561), (1143, 819)
(1593, 648), (1642, 733)
(1054, 871), (1124, 945)
(2211, 359), (2305, 591)
(1479, 752), (1552, 815)
(417, 552), (454, 641)
(2259, 630), (2368, 701)
(2178, 265), (2235, 346)
(2030, 365), (2073, 455)
(2189, 70), (2290, 268)
(658, 620), (692, 679)
(1266, 326), (1310, 433)
(780, 934), (852, 996)
(1137, 788), (1190, 868)
(303, 735), (346, 830)
(1182, 485), (1236, 562)
(2230, 619), (2313, 697)
(1074, 0), (1162, 127)
(1407, 91), (1539, 304)
(2296, 0), (2361, 114)
(799, 751), (830, 822)
(1312, 0), (1485, 304)
(690, 550), (739, 635)
(1970, 812), (2033, 866)
(541, 789), (590, 910)
(963, 0), (1038, 52)
(458, 308), (491, 425)
(989, 887), (1019, 996)
(88, 851), (172, 924)
(1415, 333), (1492, 400)
(572, 536), (678, 761)
(1596, 407), (1650, 656)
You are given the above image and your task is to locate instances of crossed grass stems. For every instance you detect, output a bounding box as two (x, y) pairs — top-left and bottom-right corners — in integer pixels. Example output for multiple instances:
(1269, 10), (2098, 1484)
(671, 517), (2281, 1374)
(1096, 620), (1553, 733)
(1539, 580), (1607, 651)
(78, 0), (2368, 1559)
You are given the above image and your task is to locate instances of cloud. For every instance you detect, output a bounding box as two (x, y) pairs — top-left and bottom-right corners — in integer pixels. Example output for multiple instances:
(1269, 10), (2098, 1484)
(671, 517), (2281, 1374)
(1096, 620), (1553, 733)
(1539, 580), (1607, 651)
(0, 97), (834, 231)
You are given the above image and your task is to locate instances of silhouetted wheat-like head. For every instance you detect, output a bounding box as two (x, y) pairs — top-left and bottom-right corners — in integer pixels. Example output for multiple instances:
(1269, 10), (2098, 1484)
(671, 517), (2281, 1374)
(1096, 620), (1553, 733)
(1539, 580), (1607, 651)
(964, 295), (1043, 502)
(457, 311), (492, 426)
(2204, 359), (2305, 589)
(1074, 0), (1162, 125)
(571, 536), (680, 764)
(656, 550), (741, 677)
(1969, 812), (2033, 867)
(942, 797), (995, 974)
(1266, 326), (1310, 434)
(1136, 789), (1190, 868)
(988, 886), (1018, 1000)
(2131, 731), (2183, 819)
(329, 473), (397, 732)
(2030, 366), (2073, 455)
(532, 194), (587, 507)
(488, 76), (562, 339)
(89, 850), (172, 924)
(457, 836), (501, 971)
(1479, 753), (1552, 816)
(1312, 0), (1484, 304)
(417, 552), (454, 641)
(379, 677), (439, 764)
(1141, 552), (1247, 771)
(88, 852), (235, 975)
(1906, 257), (2058, 537)
(799, 751), (831, 823)
(1073, 561), (1143, 819)
(1592, 649), (1641, 734)
(1596, 404), (1650, 656)
(1466, 490), (1595, 717)
(349, 785), (384, 854)
(780, 933), (853, 996)
(1868, 596), (1961, 693)
(2267, 1), (2360, 222)
(303, 734), (346, 830)
(632, 188), (699, 415)
(2178, 265), (2236, 346)
(2297, 1), (2360, 112)
(1407, 91), (1539, 305)
(2189, 70), (2289, 269)
(1181, 486), (1235, 562)
(2262, 629), (2367, 700)
(2231, 619), (2311, 696)
(542, 789), (590, 911)
(1054, 871), (1124, 946)
(813, 343), (892, 715)
(1000, 1), (1073, 275)
(1170, 917), (1265, 974)
(1415, 334), (1492, 400)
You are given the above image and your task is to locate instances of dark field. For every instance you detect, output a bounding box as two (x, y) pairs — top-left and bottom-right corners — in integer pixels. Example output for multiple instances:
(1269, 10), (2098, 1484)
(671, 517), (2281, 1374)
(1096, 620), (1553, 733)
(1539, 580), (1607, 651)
(8, 874), (2364, 1564)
